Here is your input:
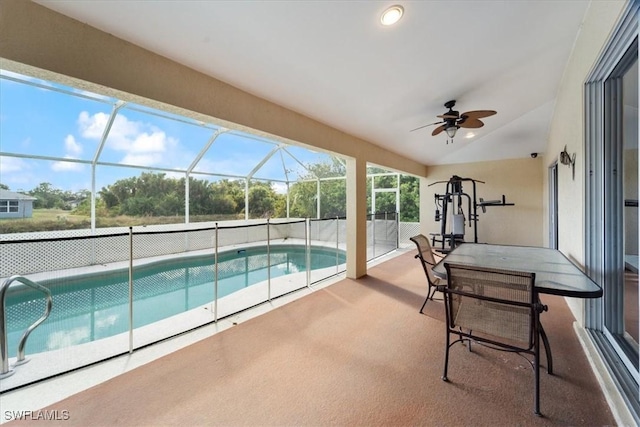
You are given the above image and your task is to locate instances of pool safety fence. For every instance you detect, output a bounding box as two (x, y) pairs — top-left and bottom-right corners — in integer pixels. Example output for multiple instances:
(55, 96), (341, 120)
(0, 213), (398, 391)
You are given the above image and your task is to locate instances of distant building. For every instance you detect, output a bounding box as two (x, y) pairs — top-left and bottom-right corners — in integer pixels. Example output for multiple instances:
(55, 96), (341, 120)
(0, 189), (37, 218)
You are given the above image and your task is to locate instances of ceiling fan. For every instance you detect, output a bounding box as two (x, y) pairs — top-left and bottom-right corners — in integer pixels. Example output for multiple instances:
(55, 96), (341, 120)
(410, 100), (497, 143)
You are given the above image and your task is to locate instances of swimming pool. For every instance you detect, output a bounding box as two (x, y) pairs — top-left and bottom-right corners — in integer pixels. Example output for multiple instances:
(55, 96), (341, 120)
(5, 245), (345, 356)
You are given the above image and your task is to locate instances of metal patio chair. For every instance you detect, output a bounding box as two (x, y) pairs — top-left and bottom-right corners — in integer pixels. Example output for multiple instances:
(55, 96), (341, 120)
(439, 262), (549, 416)
(410, 234), (443, 313)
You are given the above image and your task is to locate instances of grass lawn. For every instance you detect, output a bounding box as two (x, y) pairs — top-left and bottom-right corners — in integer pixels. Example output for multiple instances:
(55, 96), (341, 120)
(1, 209), (243, 234)
(32, 208), (89, 222)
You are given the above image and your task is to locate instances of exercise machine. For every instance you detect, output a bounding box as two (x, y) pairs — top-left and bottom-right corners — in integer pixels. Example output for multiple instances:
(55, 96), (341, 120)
(429, 175), (514, 253)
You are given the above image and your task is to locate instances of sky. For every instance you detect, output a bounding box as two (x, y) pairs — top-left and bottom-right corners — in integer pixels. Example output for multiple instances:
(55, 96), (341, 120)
(0, 70), (339, 195)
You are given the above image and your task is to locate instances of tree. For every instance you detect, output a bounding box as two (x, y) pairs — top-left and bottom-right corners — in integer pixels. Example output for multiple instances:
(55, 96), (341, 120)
(97, 172), (185, 216)
(288, 158), (346, 218)
(319, 179), (346, 217)
(74, 197), (109, 217)
(289, 180), (317, 218)
(69, 164), (420, 222)
(247, 180), (284, 218)
(399, 175), (419, 222)
(29, 182), (66, 209)
(209, 179), (244, 215)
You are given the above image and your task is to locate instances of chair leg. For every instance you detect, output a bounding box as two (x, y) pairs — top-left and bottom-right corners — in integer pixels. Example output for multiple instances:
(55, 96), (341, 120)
(442, 331), (450, 382)
(419, 291), (430, 313)
(419, 284), (436, 313)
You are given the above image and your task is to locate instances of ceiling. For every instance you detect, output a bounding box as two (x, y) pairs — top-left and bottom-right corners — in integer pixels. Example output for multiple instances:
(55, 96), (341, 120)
(35, 0), (591, 166)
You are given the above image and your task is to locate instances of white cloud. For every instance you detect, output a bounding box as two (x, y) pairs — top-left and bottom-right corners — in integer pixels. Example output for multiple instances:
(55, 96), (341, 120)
(78, 111), (109, 140)
(165, 171), (186, 180)
(51, 157), (84, 172)
(0, 156), (28, 173)
(77, 111), (178, 167)
(120, 153), (164, 167)
(64, 134), (83, 156)
(272, 182), (288, 194)
(0, 156), (36, 188)
(106, 115), (145, 150)
(131, 131), (168, 153)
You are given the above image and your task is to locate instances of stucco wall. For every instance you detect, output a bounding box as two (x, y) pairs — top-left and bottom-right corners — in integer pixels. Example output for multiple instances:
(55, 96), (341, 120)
(425, 158), (544, 247)
(543, 0), (627, 322)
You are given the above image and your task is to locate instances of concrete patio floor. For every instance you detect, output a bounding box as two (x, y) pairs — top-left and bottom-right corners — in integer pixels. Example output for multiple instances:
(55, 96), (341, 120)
(1, 249), (615, 426)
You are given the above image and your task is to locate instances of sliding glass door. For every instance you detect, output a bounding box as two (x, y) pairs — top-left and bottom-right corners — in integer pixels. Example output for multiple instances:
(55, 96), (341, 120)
(614, 53), (639, 369)
(585, 3), (638, 419)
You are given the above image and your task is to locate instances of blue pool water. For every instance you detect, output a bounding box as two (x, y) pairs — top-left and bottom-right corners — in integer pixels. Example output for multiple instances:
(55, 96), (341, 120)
(5, 245), (345, 356)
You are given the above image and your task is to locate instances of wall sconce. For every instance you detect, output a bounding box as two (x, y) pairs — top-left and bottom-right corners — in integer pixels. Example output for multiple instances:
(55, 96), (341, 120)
(560, 145), (576, 180)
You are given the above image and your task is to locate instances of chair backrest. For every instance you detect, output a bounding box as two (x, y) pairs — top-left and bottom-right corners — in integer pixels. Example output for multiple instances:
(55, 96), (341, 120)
(410, 234), (439, 285)
(443, 262), (536, 347)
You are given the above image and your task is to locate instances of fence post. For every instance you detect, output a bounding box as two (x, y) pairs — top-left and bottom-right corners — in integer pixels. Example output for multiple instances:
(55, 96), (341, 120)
(128, 227), (133, 354)
(306, 218), (311, 287)
(372, 213), (376, 259)
(214, 223), (218, 323)
(396, 211), (399, 249)
(267, 218), (271, 301)
(336, 216), (339, 274)
(385, 211), (388, 248)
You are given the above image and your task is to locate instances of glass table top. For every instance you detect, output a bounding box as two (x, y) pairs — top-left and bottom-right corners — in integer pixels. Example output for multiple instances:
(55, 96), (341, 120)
(432, 243), (602, 298)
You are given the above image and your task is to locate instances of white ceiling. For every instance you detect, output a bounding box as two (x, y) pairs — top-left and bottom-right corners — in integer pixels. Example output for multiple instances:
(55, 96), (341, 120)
(36, 0), (591, 166)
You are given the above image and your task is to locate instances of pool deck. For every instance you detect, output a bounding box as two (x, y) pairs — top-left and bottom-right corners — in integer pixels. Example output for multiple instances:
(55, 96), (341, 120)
(1, 238), (375, 393)
(0, 244), (379, 413)
(0, 248), (621, 426)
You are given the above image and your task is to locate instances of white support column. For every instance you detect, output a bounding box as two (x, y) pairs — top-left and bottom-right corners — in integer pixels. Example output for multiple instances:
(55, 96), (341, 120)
(346, 157), (367, 279)
(419, 176), (430, 236)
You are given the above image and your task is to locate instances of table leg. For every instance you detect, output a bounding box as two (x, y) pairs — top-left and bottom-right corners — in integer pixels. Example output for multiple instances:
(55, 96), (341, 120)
(539, 323), (553, 375)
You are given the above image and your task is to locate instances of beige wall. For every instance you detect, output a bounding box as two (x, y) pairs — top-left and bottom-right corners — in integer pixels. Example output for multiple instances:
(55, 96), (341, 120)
(424, 158), (544, 247)
(543, 0), (626, 321)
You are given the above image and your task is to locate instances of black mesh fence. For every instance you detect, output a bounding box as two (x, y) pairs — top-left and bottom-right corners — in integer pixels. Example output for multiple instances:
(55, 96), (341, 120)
(0, 215), (397, 391)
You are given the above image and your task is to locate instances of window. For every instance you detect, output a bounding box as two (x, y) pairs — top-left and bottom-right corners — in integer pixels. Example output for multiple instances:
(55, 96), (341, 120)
(0, 200), (19, 213)
(585, 1), (639, 420)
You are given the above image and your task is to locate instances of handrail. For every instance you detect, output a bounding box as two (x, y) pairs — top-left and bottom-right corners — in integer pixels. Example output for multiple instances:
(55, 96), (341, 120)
(0, 275), (53, 378)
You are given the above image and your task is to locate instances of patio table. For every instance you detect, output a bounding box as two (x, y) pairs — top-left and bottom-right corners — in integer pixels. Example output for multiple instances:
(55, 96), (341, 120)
(432, 243), (602, 298)
(431, 243), (602, 377)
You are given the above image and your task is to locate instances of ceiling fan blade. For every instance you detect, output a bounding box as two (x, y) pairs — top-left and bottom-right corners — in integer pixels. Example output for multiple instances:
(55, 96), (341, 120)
(410, 121), (443, 132)
(460, 110), (497, 119)
(437, 113), (459, 120)
(431, 124), (447, 136)
(458, 118), (484, 128)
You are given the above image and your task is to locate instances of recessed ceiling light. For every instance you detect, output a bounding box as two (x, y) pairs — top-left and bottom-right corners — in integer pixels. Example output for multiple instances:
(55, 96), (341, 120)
(465, 132), (476, 139)
(381, 5), (404, 26)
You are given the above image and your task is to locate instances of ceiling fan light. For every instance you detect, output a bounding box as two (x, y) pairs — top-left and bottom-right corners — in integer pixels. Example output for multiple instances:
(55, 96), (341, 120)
(381, 5), (404, 26)
(445, 125), (458, 138)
